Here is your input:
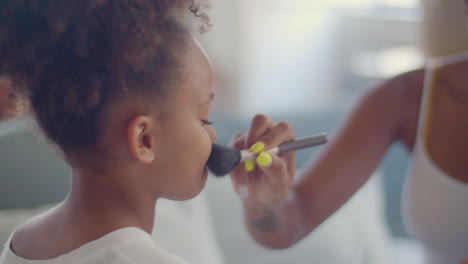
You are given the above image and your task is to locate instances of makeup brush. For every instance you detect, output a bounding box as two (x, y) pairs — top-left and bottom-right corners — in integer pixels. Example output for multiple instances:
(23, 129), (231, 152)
(207, 133), (328, 176)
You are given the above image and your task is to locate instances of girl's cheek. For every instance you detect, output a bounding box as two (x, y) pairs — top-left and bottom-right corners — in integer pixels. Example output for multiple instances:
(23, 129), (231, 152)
(206, 126), (216, 143)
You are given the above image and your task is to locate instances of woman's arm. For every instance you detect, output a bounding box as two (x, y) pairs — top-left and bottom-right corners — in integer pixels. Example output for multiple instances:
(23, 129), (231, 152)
(237, 69), (425, 249)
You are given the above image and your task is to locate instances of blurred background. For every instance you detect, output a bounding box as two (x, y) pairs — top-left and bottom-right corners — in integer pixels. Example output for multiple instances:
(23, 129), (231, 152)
(202, 0), (423, 116)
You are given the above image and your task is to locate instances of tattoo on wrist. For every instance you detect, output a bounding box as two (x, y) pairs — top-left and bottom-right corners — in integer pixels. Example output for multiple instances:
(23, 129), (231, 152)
(250, 209), (278, 232)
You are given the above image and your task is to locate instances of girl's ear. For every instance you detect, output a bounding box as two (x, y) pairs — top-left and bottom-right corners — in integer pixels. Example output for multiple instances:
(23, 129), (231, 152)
(127, 115), (156, 164)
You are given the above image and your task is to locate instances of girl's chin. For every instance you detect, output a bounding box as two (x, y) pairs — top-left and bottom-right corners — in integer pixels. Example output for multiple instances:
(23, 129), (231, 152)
(179, 169), (209, 201)
(161, 168), (209, 201)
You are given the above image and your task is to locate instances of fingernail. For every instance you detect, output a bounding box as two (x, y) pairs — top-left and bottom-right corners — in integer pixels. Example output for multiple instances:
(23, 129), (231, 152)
(244, 160), (255, 172)
(250, 142), (265, 154)
(238, 184), (249, 199)
(256, 151), (272, 167)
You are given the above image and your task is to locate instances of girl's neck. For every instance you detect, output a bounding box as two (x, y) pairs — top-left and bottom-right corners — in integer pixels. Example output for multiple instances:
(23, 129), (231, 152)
(64, 168), (157, 234)
(9, 168), (158, 261)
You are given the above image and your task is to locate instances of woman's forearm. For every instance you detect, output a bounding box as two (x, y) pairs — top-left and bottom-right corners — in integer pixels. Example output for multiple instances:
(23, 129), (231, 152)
(243, 190), (308, 249)
(242, 70), (420, 248)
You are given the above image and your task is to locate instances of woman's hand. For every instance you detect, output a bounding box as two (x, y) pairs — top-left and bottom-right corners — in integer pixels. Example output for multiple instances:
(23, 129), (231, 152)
(229, 114), (296, 210)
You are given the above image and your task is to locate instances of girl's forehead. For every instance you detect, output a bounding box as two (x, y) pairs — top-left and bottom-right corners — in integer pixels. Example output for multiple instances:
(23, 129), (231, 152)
(187, 37), (211, 67)
(183, 38), (213, 85)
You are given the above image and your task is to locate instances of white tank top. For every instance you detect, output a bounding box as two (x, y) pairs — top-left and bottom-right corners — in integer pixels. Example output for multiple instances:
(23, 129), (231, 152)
(402, 52), (468, 264)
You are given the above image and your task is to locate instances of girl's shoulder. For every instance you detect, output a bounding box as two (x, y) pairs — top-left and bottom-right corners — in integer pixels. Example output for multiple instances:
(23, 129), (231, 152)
(4, 227), (190, 264)
(7, 207), (57, 259)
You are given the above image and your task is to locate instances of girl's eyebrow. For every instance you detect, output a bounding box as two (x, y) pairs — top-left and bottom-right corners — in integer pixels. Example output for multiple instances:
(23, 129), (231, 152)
(199, 92), (215, 106)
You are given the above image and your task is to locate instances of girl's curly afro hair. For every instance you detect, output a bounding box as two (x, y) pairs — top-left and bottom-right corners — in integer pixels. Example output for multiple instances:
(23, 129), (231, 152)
(0, 0), (211, 157)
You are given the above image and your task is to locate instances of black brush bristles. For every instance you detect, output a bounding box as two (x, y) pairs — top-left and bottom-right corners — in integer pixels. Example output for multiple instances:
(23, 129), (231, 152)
(207, 144), (242, 177)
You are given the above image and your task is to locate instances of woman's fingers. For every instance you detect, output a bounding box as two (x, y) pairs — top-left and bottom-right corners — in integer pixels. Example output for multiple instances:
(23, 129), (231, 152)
(229, 132), (246, 150)
(245, 114), (275, 149)
(255, 121), (296, 151)
(228, 115), (297, 209)
(257, 154), (292, 197)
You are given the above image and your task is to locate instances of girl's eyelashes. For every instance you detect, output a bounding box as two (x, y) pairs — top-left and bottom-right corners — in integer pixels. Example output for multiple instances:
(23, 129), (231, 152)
(201, 120), (214, 126)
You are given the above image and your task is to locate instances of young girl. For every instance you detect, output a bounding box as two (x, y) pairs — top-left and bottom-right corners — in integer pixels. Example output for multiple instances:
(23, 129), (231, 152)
(0, 0), (296, 263)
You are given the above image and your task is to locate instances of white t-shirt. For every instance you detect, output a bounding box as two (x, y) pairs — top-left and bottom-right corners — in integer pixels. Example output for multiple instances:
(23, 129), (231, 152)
(0, 227), (190, 264)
